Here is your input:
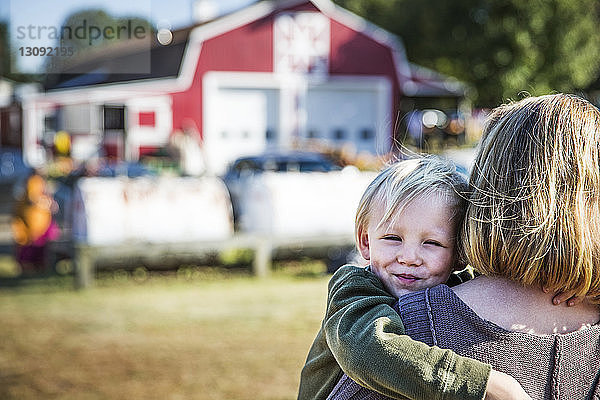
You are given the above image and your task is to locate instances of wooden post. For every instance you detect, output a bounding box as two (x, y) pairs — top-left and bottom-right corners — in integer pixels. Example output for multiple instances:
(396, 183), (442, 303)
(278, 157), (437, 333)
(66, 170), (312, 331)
(253, 237), (272, 278)
(75, 245), (94, 289)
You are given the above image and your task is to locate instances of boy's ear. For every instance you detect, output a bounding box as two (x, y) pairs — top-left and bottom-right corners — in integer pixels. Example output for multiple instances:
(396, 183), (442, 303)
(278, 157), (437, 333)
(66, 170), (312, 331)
(357, 226), (371, 261)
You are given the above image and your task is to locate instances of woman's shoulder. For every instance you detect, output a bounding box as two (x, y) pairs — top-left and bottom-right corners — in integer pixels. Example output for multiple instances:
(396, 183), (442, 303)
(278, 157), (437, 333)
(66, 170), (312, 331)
(450, 275), (600, 336)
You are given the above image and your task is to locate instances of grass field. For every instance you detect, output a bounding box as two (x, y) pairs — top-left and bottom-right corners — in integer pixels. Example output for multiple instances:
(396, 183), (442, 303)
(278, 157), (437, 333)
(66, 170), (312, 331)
(0, 263), (330, 400)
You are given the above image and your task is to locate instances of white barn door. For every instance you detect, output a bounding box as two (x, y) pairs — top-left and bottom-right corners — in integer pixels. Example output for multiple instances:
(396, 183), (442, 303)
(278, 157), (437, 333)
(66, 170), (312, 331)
(204, 85), (279, 175)
(304, 78), (391, 155)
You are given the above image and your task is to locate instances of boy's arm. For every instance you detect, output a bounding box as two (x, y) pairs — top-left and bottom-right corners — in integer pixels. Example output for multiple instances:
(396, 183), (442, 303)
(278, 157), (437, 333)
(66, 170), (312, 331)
(325, 265), (490, 400)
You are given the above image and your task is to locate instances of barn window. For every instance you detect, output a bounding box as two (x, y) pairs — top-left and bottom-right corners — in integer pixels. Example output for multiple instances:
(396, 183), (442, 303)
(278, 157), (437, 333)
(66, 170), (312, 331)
(307, 129), (318, 138)
(333, 128), (346, 140)
(104, 106), (125, 130)
(266, 128), (276, 140)
(360, 128), (374, 140)
(234, 160), (260, 178)
(44, 115), (57, 133)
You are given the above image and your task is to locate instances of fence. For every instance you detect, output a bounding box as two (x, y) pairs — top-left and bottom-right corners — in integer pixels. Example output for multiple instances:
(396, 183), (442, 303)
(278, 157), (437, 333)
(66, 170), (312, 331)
(63, 169), (373, 288)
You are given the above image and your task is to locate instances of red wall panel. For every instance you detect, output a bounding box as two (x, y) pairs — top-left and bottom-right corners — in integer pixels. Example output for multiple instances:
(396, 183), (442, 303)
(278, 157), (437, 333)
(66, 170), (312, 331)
(138, 111), (156, 127)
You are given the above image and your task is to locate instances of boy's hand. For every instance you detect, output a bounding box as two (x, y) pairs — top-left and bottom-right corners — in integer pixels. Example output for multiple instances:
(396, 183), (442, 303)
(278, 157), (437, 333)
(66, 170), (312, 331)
(543, 287), (585, 307)
(484, 369), (531, 400)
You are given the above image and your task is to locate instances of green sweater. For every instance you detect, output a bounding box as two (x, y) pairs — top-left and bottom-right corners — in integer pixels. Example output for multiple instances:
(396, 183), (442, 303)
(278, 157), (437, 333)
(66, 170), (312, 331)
(297, 265), (491, 400)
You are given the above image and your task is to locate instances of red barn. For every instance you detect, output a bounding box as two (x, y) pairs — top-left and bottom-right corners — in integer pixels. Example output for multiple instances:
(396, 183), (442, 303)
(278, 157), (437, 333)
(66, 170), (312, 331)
(23, 0), (464, 174)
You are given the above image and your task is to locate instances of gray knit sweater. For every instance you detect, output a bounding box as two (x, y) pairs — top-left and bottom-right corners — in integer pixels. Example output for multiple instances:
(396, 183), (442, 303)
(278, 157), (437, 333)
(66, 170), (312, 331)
(328, 284), (600, 400)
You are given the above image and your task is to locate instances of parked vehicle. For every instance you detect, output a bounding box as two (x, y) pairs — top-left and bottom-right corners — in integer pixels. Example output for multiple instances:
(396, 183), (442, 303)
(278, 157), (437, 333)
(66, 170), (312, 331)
(0, 148), (33, 199)
(222, 150), (358, 273)
(222, 150), (342, 225)
(223, 150), (341, 177)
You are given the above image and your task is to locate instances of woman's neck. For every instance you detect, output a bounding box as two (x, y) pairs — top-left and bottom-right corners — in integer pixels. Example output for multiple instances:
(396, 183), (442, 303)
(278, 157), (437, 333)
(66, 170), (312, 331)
(452, 275), (600, 335)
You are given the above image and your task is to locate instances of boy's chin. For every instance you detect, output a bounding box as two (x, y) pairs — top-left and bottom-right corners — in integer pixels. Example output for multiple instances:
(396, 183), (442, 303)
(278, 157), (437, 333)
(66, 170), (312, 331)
(387, 287), (417, 298)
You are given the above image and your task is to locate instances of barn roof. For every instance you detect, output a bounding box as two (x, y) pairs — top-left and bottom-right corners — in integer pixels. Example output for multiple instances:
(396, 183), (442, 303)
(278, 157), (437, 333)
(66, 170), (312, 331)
(42, 0), (465, 98)
(42, 25), (192, 90)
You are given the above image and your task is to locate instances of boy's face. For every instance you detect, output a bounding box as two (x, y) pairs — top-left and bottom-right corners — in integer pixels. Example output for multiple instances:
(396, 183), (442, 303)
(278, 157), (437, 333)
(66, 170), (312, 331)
(358, 194), (458, 298)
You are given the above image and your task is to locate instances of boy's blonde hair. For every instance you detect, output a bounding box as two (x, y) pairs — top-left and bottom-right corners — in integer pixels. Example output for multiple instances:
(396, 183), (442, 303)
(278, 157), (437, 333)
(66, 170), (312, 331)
(463, 93), (600, 303)
(355, 155), (469, 262)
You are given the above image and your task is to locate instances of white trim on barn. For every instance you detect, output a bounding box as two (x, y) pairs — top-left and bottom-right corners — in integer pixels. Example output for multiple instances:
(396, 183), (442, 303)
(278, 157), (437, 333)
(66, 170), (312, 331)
(126, 96), (173, 158)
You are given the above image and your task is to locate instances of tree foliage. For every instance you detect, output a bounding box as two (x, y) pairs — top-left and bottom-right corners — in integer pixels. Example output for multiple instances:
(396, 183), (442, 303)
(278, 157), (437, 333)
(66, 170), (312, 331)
(0, 21), (14, 77)
(0, 21), (40, 82)
(45, 9), (153, 73)
(334, 0), (600, 106)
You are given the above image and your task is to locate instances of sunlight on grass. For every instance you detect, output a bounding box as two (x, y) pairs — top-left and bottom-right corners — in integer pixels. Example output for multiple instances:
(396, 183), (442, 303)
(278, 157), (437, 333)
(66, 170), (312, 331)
(0, 266), (330, 400)
(0, 254), (20, 277)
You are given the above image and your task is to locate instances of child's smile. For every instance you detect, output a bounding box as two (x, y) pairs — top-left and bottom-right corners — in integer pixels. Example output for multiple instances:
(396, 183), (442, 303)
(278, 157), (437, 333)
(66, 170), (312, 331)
(393, 273), (421, 284)
(358, 193), (458, 298)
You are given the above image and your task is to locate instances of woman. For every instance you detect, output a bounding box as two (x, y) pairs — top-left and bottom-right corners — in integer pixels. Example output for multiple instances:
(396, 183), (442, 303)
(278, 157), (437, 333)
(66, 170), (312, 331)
(328, 94), (600, 400)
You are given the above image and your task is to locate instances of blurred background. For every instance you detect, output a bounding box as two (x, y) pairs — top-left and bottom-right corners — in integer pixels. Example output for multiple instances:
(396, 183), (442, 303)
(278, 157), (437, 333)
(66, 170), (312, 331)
(0, 0), (599, 398)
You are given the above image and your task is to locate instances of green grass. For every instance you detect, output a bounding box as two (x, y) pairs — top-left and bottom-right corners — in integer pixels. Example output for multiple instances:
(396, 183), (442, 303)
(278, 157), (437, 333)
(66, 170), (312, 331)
(0, 254), (20, 277)
(0, 263), (330, 400)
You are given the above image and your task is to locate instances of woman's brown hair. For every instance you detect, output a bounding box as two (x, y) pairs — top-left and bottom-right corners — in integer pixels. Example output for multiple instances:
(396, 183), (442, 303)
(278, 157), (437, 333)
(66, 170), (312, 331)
(463, 94), (600, 303)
